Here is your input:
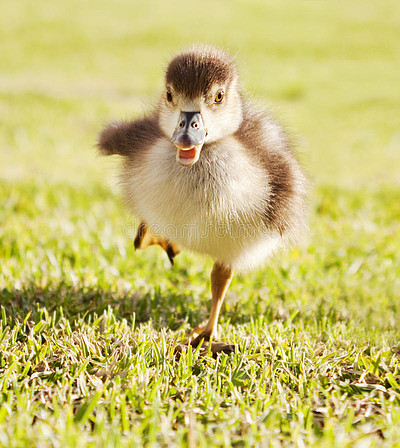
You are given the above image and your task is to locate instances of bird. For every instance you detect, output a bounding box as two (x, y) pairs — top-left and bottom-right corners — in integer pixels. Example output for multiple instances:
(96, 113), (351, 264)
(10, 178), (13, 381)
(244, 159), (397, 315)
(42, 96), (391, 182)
(98, 46), (308, 354)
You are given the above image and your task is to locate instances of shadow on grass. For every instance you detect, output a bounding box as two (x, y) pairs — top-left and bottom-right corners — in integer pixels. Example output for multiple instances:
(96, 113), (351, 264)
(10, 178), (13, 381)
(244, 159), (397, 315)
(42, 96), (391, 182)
(1, 280), (352, 336)
(1, 275), (359, 339)
(0, 282), (201, 331)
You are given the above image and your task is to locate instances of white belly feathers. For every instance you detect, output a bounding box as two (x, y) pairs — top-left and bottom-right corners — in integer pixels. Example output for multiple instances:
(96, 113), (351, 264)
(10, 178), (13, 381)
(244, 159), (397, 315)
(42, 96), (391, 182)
(122, 136), (284, 271)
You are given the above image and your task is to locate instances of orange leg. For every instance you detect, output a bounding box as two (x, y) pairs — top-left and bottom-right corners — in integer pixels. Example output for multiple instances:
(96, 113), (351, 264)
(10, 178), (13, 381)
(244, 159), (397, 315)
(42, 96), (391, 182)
(191, 262), (234, 353)
(134, 221), (180, 265)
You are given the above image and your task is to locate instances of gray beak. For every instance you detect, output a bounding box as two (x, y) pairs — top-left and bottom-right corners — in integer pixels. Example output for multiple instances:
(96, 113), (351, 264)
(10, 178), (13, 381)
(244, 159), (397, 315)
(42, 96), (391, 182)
(171, 112), (207, 149)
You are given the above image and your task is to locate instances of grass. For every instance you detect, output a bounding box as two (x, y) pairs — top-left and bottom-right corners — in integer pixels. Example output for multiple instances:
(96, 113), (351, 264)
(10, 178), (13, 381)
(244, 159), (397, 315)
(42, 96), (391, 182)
(1, 0), (400, 446)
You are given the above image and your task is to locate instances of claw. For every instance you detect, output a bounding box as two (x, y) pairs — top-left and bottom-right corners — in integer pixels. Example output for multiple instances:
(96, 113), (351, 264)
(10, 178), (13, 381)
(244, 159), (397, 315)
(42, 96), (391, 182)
(175, 340), (236, 358)
(190, 332), (235, 357)
(166, 244), (176, 266)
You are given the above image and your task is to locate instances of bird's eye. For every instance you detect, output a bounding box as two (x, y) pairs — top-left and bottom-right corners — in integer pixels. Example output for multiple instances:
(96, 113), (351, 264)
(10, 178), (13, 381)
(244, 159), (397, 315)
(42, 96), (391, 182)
(166, 91), (173, 102)
(214, 90), (225, 103)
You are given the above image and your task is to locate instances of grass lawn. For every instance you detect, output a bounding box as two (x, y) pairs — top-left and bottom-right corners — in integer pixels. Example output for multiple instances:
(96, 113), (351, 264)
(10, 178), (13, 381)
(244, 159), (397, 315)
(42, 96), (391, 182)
(1, 0), (400, 446)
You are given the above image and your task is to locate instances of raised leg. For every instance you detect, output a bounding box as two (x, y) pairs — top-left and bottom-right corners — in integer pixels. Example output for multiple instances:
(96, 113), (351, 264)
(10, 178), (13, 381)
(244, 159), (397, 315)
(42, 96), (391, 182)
(191, 262), (234, 353)
(134, 221), (180, 265)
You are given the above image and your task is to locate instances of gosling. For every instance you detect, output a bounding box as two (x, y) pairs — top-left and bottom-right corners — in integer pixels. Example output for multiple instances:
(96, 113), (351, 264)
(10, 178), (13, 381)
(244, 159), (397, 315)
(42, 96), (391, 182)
(98, 46), (308, 354)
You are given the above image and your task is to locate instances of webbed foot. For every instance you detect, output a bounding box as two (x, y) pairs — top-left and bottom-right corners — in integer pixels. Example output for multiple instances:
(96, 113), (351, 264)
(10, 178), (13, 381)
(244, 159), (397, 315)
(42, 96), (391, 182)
(190, 332), (235, 356)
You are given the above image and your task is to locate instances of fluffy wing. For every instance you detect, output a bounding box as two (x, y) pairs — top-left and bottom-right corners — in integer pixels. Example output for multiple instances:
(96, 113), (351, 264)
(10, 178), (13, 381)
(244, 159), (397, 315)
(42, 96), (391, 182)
(235, 100), (309, 238)
(97, 113), (162, 157)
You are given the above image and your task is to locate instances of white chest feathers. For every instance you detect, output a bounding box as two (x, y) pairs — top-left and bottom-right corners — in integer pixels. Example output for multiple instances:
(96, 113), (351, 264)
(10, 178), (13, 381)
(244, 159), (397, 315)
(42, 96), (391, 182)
(122, 137), (283, 270)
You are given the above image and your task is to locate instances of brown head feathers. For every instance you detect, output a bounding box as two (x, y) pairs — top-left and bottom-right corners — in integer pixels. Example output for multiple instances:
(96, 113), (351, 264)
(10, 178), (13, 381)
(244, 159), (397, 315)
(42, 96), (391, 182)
(166, 46), (238, 99)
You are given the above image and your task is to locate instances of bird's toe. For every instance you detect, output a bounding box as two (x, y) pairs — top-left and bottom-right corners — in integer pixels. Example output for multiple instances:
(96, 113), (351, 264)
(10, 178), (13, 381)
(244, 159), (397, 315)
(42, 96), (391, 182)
(175, 338), (236, 358)
(190, 332), (210, 348)
(190, 333), (236, 357)
(209, 342), (236, 355)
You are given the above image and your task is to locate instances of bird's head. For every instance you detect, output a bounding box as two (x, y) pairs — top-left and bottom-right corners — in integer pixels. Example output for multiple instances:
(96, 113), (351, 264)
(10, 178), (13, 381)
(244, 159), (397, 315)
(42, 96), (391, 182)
(158, 46), (243, 166)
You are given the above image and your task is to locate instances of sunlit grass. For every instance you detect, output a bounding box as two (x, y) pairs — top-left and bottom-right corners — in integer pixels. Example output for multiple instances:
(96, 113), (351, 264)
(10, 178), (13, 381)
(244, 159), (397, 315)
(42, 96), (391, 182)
(0, 0), (400, 446)
(1, 181), (399, 446)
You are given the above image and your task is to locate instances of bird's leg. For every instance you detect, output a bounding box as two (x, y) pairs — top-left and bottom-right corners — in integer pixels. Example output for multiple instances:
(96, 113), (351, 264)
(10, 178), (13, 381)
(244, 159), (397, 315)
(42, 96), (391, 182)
(191, 262), (234, 354)
(134, 221), (180, 265)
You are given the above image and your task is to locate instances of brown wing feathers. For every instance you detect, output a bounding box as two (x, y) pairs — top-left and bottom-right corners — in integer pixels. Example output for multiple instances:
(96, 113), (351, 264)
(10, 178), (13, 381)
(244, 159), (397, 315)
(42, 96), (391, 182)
(97, 114), (162, 157)
(235, 102), (298, 236)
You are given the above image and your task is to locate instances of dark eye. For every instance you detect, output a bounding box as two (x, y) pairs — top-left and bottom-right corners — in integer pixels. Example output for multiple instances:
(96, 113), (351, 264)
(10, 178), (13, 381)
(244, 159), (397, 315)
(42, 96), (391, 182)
(214, 90), (225, 103)
(166, 91), (173, 102)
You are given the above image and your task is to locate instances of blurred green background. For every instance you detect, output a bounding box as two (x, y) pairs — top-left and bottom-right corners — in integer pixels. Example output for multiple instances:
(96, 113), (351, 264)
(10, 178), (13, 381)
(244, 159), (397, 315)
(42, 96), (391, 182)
(1, 0), (399, 187)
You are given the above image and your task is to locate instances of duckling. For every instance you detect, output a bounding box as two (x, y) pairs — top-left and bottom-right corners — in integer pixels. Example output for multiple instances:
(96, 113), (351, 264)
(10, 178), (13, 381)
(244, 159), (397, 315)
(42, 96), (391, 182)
(98, 46), (308, 354)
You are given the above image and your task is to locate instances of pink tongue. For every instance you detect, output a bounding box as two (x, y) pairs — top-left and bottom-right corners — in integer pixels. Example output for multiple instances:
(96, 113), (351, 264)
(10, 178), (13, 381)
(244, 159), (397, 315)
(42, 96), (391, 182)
(179, 147), (196, 159)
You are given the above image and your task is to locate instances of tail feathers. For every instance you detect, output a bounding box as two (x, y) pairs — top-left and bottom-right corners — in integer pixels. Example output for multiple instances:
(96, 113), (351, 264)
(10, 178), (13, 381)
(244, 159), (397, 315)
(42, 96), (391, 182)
(134, 222), (180, 266)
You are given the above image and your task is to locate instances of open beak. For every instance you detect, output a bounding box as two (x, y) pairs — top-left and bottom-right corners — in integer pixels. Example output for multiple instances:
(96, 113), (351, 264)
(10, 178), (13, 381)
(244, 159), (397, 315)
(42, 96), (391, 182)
(171, 112), (207, 166)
